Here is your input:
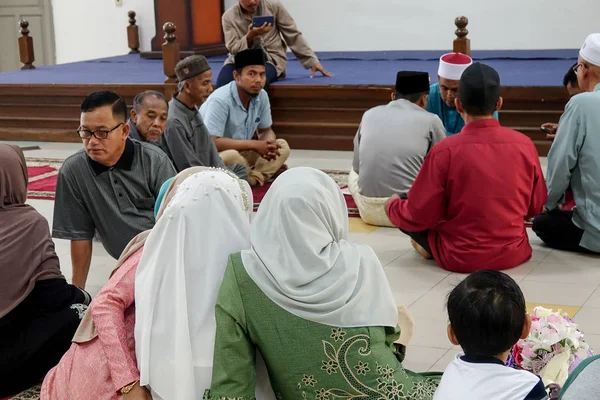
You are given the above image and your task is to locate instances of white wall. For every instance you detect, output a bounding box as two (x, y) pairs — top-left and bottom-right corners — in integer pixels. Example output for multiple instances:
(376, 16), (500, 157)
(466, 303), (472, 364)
(51, 0), (155, 64)
(51, 0), (599, 64)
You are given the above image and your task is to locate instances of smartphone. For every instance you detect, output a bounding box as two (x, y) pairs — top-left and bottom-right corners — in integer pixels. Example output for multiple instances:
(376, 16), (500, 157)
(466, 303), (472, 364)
(252, 15), (274, 28)
(540, 126), (553, 134)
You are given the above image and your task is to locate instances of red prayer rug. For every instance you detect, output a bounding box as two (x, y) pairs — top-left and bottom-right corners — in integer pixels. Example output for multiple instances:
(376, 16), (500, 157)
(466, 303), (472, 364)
(25, 157), (63, 200)
(24, 158), (360, 218)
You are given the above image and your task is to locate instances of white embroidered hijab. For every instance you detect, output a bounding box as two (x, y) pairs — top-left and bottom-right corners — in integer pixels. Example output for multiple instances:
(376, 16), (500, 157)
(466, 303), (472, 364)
(241, 167), (398, 328)
(134, 169), (255, 399)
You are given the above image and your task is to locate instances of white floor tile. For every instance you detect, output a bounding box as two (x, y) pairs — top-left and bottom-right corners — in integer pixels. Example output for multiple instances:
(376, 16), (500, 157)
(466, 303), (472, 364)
(519, 280), (597, 306)
(403, 346), (448, 373)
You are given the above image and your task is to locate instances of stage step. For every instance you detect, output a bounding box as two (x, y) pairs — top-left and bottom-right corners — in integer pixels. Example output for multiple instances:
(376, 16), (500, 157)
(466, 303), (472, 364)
(0, 117), (78, 130)
(499, 110), (563, 126)
(0, 127), (79, 143)
(272, 107), (365, 124)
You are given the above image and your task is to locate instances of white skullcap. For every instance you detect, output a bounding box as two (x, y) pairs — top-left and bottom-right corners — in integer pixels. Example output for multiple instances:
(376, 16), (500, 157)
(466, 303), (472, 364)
(438, 52), (473, 80)
(580, 34), (600, 67)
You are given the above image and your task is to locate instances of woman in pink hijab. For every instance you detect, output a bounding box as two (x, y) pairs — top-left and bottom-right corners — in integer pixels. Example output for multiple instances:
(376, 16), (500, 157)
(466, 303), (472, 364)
(0, 144), (91, 398)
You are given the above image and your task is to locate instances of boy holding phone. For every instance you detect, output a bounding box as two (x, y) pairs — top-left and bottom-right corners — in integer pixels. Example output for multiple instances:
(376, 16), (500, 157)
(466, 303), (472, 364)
(217, 0), (333, 89)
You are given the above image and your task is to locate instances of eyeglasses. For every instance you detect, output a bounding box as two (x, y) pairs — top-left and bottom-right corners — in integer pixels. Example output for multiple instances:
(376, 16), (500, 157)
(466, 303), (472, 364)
(573, 63), (583, 74)
(77, 123), (123, 140)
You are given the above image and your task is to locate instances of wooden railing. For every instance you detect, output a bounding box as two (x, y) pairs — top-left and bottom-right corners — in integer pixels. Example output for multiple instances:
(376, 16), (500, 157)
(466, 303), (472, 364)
(16, 13), (472, 78)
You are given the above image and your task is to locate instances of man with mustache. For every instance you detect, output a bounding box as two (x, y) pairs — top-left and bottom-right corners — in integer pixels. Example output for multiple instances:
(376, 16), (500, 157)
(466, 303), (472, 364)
(53, 91), (177, 289)
(158, 55), (248, 180)
(128, 90), (169, 143)
(201, 49), (290, 187)
(427, 53), (499, 136)
(217, 0), (333, 89)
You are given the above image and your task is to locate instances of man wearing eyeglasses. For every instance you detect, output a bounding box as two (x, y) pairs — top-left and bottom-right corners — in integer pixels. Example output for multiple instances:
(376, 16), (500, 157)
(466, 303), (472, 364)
(533, 33), (600, 255)
(52, 91), (177, 288)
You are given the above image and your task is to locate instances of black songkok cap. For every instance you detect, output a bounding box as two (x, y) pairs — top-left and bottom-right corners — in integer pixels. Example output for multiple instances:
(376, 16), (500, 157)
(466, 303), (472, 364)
(395, 71), (430, 95)
(234, 48), (266, 70)
(457, 62), (501, 108)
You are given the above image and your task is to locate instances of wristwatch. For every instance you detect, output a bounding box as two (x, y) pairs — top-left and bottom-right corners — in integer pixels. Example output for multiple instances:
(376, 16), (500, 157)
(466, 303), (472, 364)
(120, 380), (139, 394)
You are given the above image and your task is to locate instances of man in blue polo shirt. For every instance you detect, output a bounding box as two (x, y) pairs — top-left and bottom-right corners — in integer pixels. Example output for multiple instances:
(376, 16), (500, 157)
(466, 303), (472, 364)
(200, 48), (290, 186)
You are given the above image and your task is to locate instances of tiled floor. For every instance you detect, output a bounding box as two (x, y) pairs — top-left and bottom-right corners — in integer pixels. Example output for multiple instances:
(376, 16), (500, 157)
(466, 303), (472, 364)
(11, 141), (600, 375)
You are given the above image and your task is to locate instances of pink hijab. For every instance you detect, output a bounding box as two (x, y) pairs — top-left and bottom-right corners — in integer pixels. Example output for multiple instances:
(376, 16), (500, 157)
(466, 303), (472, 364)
(0, 144), (63, 318)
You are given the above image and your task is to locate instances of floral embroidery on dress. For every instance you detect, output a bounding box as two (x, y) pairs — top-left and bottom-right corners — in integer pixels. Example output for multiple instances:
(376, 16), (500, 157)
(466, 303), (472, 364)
(354, 361), (370, 375)
(330, 328), (346, 342)
(294, 328), (440, 399)
(321, 360), (339, 375)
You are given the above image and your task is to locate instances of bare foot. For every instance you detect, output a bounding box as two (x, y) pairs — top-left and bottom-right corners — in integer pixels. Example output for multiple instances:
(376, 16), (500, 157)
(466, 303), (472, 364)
(411, 239), (432, 259)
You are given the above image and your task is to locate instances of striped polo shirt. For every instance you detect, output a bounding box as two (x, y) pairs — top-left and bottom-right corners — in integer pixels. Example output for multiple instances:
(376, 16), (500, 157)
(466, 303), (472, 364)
(52, 138), (176, 259)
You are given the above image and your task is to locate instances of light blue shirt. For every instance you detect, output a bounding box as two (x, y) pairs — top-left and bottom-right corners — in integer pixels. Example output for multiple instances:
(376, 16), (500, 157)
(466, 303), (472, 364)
(546, 83), (600, 252)
(426, 83), (499, 136)
(199, 81), (273, 140)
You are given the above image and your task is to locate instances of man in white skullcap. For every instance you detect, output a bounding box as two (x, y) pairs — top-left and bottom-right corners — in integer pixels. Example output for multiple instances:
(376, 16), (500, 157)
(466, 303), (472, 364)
(426, 52), (499, 135)
(533, 33), (600, 254)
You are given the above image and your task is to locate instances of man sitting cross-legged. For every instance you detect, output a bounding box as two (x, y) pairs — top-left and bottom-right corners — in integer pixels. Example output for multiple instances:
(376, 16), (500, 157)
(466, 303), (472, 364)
(385, 63), (547, 273)
(349, 71), (446, 227)
(533, 34), (600, 255)
(200, 48), (290, 187)
(53, 91), (177, 289)
(158, 55), (248, 180)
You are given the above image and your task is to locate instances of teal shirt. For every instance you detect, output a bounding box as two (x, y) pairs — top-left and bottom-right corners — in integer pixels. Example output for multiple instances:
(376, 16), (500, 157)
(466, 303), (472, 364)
(426, 83), (499, 135)
(546, 83), (600, 252)
(199, 81), (273, 140)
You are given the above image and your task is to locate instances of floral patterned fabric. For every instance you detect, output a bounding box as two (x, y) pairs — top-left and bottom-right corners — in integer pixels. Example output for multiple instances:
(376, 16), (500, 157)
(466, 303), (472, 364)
(206, 253), (441, 400)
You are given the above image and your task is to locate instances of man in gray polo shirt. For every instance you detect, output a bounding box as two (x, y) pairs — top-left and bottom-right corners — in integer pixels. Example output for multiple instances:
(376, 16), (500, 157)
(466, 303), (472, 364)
(53, 91), (176, 288)
(158, 55), (248, 180)
(349, 71), (446, 227)
(200, 48), (290, 187)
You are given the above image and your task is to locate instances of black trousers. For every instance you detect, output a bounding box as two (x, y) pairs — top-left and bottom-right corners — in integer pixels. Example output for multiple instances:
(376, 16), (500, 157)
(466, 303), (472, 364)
(0, 279), (89, 397)
(532, 210), (597, 254)
(216, 62), (279, 91)
(400, 228), (433, 256)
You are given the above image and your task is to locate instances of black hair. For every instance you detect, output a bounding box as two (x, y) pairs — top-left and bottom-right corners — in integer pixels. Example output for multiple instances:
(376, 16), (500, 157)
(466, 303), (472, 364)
(447, 270), (526, 358)
(563, 63), (579, 88)
(395, 91), (429, 103)
(81, 91), (127, 122)
(132, 90), (168, 112)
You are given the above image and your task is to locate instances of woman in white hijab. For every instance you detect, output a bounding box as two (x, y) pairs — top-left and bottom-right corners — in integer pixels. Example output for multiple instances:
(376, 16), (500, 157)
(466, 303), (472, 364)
(206, 167), (442, 400)
(134, 168), (275, 400)
(43, 167), (274, 400)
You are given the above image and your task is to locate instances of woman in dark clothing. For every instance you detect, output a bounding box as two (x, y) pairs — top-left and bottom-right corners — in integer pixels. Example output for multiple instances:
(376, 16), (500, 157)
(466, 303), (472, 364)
(0, 144), (91, 397)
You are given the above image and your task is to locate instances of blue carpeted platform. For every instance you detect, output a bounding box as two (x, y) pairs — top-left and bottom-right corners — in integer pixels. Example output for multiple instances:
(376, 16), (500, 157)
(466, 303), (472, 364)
(0, 49), (578, 86)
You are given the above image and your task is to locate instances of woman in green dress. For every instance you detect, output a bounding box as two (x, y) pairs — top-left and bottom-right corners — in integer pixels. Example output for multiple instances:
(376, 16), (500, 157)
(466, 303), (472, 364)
(207, 167), (442, 400)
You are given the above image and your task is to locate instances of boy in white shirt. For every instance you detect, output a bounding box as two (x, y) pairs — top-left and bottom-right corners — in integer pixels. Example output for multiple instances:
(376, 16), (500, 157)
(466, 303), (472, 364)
(434, 270), (548, 400)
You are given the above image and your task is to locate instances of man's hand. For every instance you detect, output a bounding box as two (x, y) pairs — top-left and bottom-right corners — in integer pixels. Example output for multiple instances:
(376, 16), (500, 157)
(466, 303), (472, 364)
(310, 63), (334, 79)
(253, 140), (279, 160)
(122, 383), (152, 400)
(247, 22), (273, 39)
(385, 193), (401, 218)
(541, 122), (558, 140)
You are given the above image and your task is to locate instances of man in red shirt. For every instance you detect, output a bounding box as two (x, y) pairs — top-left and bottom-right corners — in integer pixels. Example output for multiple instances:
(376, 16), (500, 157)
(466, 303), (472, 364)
(385, 63), (547, 273)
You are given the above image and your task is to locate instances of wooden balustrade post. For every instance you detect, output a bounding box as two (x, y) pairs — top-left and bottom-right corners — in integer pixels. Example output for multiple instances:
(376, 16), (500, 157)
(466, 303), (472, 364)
(18, 20), (35, 70)
(127, 11), (140, 54)
(162, 22), (180, 84)
(453, 16), (471, 56)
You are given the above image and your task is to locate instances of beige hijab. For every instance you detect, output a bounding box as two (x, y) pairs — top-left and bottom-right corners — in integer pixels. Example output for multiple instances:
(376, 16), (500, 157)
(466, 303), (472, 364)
(0, 144), (63, 318)
(73, 166), (210, 342)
